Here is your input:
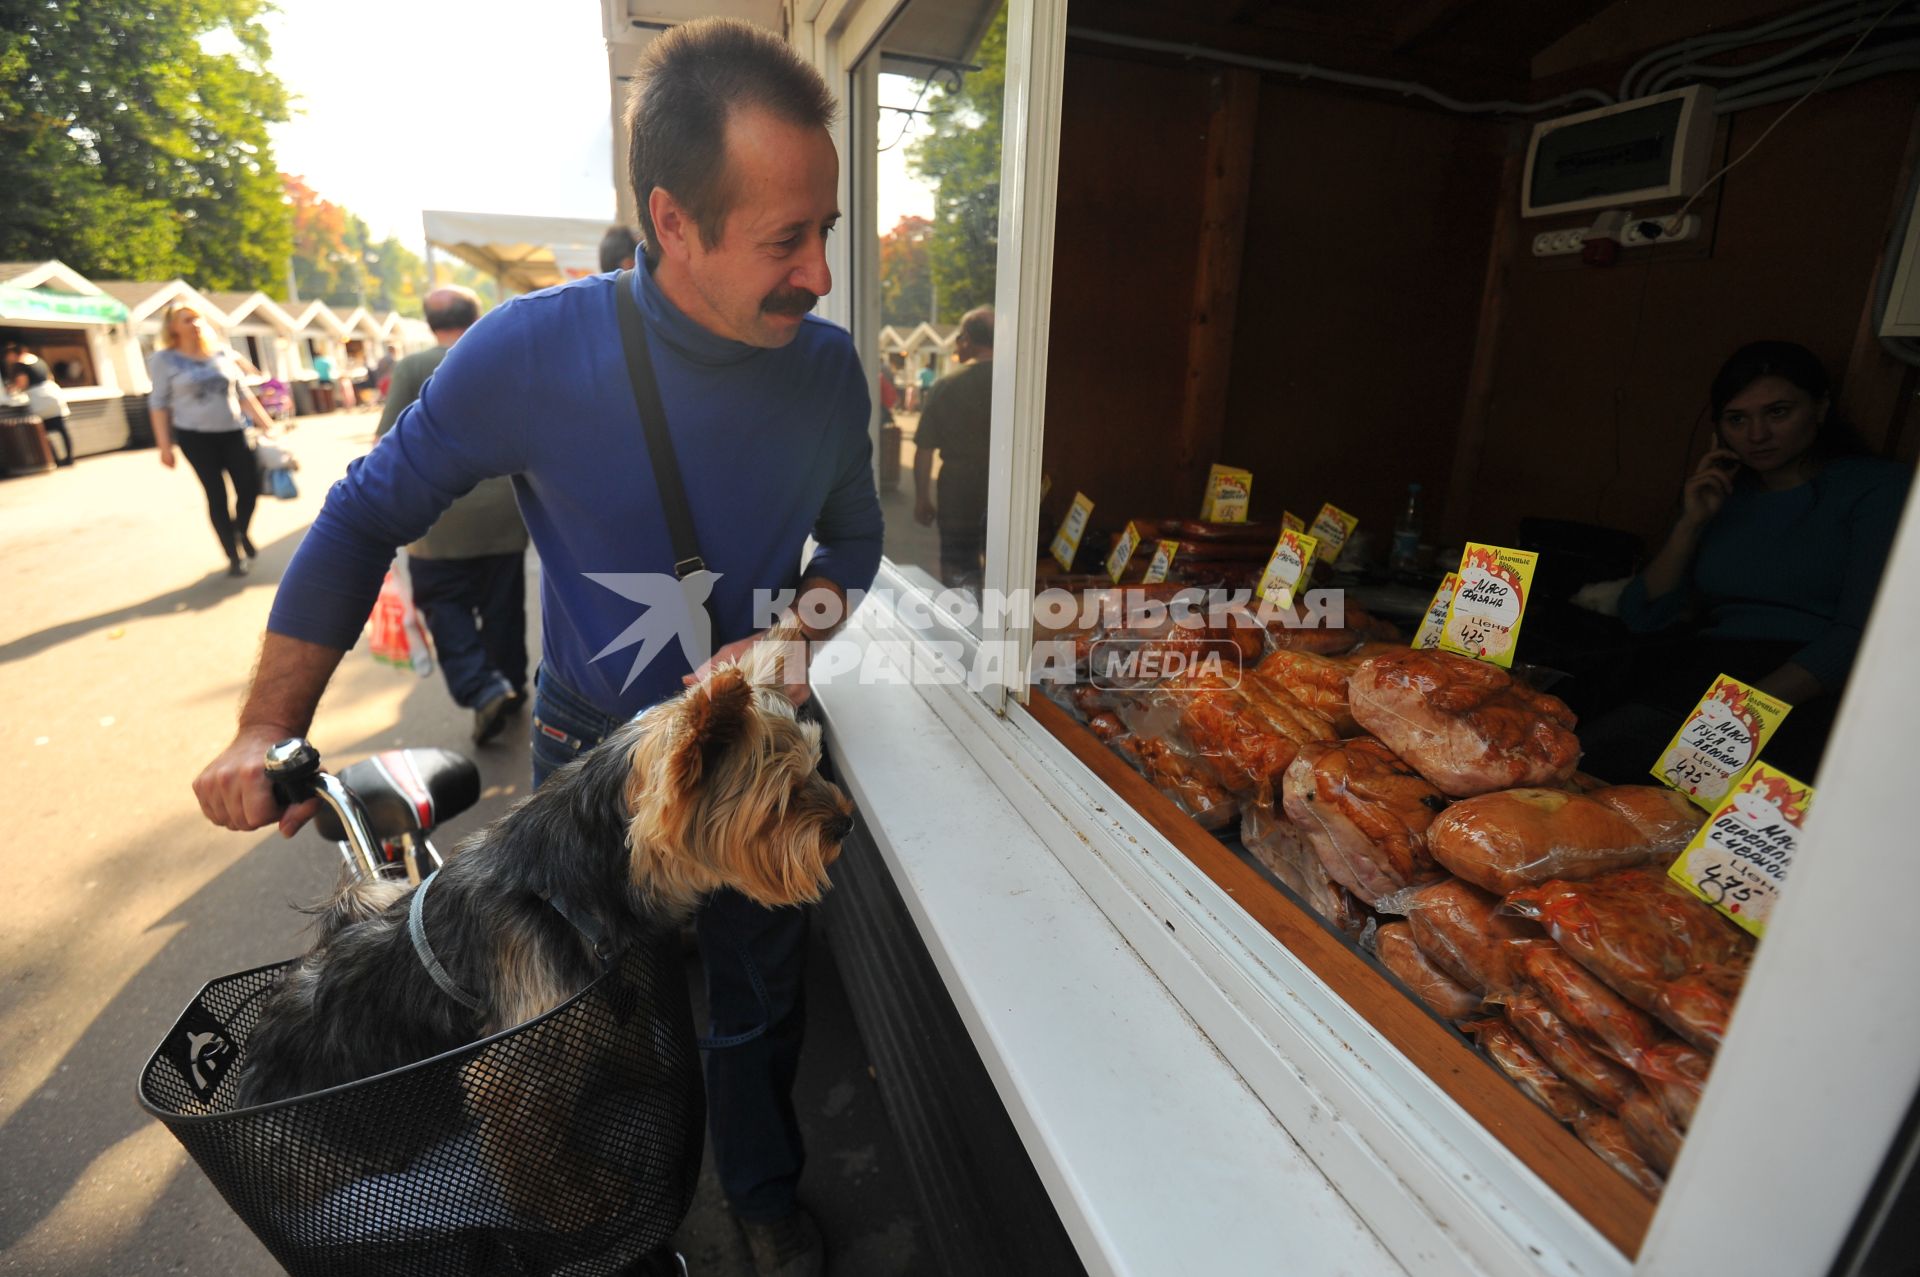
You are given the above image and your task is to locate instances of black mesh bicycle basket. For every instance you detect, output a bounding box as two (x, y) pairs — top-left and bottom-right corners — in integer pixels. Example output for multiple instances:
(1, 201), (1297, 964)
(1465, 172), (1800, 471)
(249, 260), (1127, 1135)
(137, 939), (703, 1277)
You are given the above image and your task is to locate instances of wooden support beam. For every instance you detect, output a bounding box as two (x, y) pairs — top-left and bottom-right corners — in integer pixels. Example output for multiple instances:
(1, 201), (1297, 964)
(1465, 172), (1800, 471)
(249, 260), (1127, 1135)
(1842, 97), (1920, 462)
(1174, 66), (1259, 509)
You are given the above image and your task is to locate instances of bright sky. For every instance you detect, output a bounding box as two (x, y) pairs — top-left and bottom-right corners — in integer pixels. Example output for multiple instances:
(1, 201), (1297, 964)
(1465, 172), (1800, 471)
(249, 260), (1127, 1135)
(258, 1), (934, 255)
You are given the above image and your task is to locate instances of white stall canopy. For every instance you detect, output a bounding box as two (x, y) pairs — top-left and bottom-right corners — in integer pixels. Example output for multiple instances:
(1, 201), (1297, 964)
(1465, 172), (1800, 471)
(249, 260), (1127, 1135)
(422, 210), (611, 296)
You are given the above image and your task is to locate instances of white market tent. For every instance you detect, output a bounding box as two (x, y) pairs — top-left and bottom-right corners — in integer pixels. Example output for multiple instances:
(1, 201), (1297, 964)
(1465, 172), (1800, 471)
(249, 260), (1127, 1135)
(421, 210), (611, 296)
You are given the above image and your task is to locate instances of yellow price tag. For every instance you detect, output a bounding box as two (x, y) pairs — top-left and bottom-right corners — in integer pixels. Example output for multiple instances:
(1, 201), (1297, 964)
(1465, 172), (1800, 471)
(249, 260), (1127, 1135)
(1141, 539), (1179, 585)
(1412, 573), (1460, 651)
(1256, 529), (1318, 608)
(1308, 503), (1358, 564)
(1654, 675), (1794, 809)
(1438, 543), (1538, 669)
(1106, 521), (1143, 583)
(1050, 492), (1095, 572)
(1200, 465), (1252, 523)
(1668, 761), (1811, 937)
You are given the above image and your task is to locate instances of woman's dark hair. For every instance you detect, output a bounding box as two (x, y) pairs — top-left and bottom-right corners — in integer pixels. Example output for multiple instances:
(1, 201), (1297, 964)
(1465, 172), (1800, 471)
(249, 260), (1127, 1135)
(1709, 340), (1864, 459)
(625, 18), (837, 265)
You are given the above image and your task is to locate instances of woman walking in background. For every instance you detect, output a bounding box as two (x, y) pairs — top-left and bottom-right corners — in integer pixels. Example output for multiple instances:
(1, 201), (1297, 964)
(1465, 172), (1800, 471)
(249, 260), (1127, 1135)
(149, 302), (278, 577)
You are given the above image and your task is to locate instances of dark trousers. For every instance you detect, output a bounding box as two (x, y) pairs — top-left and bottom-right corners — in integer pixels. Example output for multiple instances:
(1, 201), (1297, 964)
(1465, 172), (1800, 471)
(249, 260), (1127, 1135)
(42, 413), (73, 466)
(173, 429), (256, 560)
(530, 666), (810, 1222)
(408, 552), (528, 707)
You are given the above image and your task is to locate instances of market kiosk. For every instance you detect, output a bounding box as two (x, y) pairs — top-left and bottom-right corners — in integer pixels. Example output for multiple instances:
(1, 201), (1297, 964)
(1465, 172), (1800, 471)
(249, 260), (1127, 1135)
(0, 260), (137, 457)
(605, 2), (1920, 1272)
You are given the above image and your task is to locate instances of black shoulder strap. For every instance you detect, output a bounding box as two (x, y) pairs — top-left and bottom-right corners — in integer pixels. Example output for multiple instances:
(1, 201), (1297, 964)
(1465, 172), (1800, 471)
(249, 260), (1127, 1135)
(614, 269), (706, 582)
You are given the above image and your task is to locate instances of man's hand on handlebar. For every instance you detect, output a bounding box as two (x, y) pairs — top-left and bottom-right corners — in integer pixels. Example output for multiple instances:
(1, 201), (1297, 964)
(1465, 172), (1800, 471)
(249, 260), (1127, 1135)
(194, 723), (320, 837)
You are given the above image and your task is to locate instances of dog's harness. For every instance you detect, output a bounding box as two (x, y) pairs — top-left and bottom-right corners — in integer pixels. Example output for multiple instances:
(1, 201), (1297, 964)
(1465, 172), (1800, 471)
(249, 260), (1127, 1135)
(407, 870), (622, 1015)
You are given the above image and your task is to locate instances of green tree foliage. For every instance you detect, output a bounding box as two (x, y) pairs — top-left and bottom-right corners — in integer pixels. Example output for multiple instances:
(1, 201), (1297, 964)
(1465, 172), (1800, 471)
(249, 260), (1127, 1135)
(283, 174), (427, 315)
(880, 215), (933, 327)
(0, 0), (291, 290)
(905, 5), (1006, 325)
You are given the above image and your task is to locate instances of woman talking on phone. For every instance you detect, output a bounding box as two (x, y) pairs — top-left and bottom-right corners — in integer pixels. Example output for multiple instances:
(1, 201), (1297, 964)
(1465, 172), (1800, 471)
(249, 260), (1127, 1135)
(1584, 341), (1910, 780)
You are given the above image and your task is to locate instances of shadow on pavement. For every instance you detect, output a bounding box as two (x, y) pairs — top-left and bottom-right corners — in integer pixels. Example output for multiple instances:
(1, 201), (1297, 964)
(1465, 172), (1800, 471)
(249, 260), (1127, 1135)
(0, 529), (307, 667)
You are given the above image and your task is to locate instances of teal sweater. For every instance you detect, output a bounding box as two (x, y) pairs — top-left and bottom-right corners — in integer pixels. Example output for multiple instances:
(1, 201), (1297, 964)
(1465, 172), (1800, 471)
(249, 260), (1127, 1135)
(1618, 455), (1911, 688)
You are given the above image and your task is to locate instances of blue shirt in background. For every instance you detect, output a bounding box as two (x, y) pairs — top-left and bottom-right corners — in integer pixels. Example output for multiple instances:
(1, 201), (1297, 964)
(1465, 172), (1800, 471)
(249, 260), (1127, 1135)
(1617, 455), (1911, 689)
(269, 266), (884, 719)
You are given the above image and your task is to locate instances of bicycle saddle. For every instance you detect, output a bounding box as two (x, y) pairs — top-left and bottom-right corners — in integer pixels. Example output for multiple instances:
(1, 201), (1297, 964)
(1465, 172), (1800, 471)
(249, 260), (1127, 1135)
(312, 749), (480, 842)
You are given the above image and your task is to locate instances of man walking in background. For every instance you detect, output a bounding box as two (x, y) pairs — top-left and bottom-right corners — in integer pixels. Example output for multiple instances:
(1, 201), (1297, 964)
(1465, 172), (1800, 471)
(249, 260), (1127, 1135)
(913, 306), (993, 590)
(374, 286), (529, 744)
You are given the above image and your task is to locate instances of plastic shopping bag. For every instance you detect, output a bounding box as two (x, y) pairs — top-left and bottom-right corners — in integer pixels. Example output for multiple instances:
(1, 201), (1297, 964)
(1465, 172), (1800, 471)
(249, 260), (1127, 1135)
(368, 567), (434, 677)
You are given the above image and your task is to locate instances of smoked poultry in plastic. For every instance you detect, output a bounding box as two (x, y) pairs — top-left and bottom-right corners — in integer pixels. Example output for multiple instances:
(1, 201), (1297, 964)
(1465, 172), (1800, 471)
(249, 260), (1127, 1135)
(1348, 649), (1580, 797)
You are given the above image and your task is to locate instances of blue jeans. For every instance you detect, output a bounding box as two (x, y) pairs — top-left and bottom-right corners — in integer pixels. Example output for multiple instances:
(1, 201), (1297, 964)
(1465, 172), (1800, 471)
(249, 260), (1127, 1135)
(408, 553), (527, 708)
(531, 666), (810, 1222)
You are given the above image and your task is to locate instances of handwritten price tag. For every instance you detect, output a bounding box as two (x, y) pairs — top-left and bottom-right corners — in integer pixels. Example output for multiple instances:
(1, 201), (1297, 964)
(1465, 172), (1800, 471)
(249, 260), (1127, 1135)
(1256, 529), (1319, 608)
(1669, 761), (1811, 937)
(1106, 521), (1143, 583)
(1439, 543), (1538, 669)
(1141, 538), (1179, 585)
(1653, 674), (1793, 809)
(1307, 503), (1358, 564)
(1413, 572), (1460, 651)
(1201, 465), (1252, 523)
(1050, 492), (1095, 572)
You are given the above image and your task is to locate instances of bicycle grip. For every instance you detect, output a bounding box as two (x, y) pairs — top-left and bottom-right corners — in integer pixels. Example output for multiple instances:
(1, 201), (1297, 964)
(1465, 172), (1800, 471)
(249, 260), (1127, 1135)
(263, 738), (322, 810)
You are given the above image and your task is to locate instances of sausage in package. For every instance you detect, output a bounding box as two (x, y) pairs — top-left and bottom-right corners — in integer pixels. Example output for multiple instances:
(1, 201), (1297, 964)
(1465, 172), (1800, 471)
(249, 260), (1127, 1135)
(1377, 877), (1544, 996)
(1428, 787), (1690, 895)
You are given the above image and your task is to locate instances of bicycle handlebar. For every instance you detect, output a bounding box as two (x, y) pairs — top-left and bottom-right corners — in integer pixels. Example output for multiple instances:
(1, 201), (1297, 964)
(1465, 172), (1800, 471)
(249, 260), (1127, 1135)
(264, 737), (386, 881)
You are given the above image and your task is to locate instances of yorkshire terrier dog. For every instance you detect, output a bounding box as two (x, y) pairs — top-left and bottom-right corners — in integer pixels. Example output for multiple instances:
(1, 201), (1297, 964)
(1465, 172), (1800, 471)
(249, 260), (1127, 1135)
(234, 644), (854, 1109)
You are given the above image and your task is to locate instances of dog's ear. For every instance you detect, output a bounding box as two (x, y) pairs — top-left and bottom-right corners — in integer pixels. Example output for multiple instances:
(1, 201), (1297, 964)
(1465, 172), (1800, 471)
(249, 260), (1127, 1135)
(669, 665), (755, 792)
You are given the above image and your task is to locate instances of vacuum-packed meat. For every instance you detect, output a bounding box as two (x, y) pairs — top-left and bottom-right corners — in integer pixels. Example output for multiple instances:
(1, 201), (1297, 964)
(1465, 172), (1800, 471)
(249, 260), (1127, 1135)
(1504, 867), (1752, 1016)
(1169, 669), (1334, 795)
(1252, 649), (1359, 733)
(1241, 800), (1368, 937)
(1574, 1112), (1664, 1197)
(1463, 1019), (1589, 1124)
(1654, 958), (1750, 1052)
(1281, 738), (1448, 904)
(1639, 1040), (1713, 1129)
(1618, 1088), (1684, 1177)
(1586, 785), (1703, 853)
(1428, 788), (1665, 895)
(1348, 649), (1580, 797)
(1376, 921), (1480, 1020)
(1116, 733), (1239, 831)
(1502, 991), (1640, 1111)
(1388, 877), (1544, 995)
(1518, 945), (1665, 1073)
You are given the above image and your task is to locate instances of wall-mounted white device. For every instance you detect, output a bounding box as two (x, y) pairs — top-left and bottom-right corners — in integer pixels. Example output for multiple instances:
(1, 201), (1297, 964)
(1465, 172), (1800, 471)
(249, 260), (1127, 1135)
(1521, 86), (1718, 220)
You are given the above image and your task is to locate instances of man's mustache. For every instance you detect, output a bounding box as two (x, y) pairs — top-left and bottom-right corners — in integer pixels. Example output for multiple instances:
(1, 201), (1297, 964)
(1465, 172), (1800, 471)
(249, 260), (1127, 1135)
(762, 287), (819, 317)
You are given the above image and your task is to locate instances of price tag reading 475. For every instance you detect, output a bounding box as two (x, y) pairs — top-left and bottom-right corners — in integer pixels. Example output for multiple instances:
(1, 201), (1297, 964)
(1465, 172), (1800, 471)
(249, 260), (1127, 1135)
(1438, 543), (1537, 669)
(1653, 674), (1792, 809)
(1669, 761), (1812, 938)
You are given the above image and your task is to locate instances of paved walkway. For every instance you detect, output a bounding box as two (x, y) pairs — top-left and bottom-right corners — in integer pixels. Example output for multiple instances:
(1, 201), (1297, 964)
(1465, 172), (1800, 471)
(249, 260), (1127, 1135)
(0, 412), (924, 1275)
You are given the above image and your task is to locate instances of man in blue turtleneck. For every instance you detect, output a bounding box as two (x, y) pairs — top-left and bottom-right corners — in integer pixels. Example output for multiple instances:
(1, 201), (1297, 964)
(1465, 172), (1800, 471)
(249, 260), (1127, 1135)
(191, 19), (880, 1277)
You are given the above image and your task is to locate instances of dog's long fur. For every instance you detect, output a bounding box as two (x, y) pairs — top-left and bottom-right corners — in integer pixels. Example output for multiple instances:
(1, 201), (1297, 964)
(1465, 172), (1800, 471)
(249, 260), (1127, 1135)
(235, 652), (852, 1108)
